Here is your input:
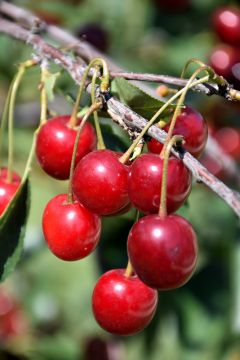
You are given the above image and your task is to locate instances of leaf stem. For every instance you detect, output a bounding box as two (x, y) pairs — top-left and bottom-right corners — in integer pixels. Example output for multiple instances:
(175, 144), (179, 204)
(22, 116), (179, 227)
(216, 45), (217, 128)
(66, 102), (102, 204)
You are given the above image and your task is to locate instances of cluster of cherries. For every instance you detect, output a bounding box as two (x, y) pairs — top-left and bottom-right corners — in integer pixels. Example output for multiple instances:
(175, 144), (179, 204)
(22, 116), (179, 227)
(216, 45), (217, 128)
(27, 104), (208, 336)
(210, 6), (240, 89)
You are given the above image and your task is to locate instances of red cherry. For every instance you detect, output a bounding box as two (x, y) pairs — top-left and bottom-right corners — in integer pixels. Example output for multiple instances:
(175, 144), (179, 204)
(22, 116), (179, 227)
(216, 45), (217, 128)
(128, 154), (192, 214)
(214, 127), (240, 160)
(209, 44), (239, 80)
(72, 150), (130, 216)
(0, 170), (21, 216)
(36, 115), (96, 180)
(147, 107), (208, 158)
(92, 269), (158, 335)
(42, 194), (101, 261)
(127, 214), (198, 290)
(212, 7), (240, 45)
(0, 308), (29, 340)
(0, 167), (21, 183)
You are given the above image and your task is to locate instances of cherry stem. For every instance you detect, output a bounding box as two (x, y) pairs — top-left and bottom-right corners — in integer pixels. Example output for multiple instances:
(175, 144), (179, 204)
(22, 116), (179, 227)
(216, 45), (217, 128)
(68, 57), (110, 128)
(119, 75), (209, 164)
(66, 101), (102, 204)
(125, 260), (134, 277)
(91, 67), (105, 150)
(159, 135), (184, 219)
(181, 57), (227, 88)
(161, 66), (210, 156)
(0, 80), (14, 174)
(7, 59), (36, 183)
(40, 63), (48, 126)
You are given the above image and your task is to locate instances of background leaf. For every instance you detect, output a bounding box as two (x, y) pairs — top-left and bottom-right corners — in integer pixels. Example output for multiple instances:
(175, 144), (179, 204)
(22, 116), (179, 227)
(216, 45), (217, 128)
(0, 178), (30, 282)
(111, 77), (173, 119)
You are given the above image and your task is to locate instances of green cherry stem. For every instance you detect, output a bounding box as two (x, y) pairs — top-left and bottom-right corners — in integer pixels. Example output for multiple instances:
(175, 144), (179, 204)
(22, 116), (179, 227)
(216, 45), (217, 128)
(161, 66), (210, 155)
(68, 57), (110, 128)
(66, 101), (102, 204)
(125, 260), (134, 277)
(40, 66), (48, 126)
(91, 67), (105, 150)
(159, 135), (184, 219)
(7, 59), (37, 183)
(181, 57), (227, 88)
(0, 81), (14, 174)
(119, 75), (209, 164)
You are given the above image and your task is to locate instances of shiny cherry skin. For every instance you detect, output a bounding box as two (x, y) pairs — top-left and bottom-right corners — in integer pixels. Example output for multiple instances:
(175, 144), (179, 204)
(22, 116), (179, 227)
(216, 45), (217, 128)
(128, 214), (198, 290)
(0, 170), (21, 216)
(36, 115), (96, 180)
(128, 154), (192, 214)
(42, 194), (101, 261)
(212, 7), (240, 45)
(92, 269), (158, 336)
(147, 107), (208, 158)
(209, 44), (239, 80)
(72, 150), (130, 216)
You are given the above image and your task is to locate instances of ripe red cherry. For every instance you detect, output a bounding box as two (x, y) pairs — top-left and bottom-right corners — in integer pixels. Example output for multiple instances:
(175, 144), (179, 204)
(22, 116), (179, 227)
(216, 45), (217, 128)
(147, 107), (208, 158)
(36, 115), (96, 180)
(72, 150), (130, 216)
(92, 269), (158, 335)
(212, 7), (240, 45)
(209, 44), (239, 80)
(127, 214), (198, 290)
(128, 154), (192, 214)
(42, 194), (101, 261)
(0, 169), (21, 216)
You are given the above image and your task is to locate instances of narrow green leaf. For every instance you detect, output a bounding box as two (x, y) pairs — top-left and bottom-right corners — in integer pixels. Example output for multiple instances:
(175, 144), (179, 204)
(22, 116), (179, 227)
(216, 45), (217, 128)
(0, 178), (30, 282)
(111, 77), (173, 119)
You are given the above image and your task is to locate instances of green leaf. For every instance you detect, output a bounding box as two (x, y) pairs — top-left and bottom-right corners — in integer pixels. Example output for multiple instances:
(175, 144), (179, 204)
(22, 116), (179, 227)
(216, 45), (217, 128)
(111, 77), (173, 119)
(0, 178), (30, 282)
(44, 70), (60, 102)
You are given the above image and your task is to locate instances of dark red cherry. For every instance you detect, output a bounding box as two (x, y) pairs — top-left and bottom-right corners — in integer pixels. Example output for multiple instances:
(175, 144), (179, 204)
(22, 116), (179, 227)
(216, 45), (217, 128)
(153, 0), (190, 12)
(0, 170), (21, 216)
(72, 150), (130, 216)
(42, 194), (101, 261)
(128, 214), (198, 290)
(212, 7), (240, 45)
(128, 154), (191, 214)
(147, 107), (208, 158)
(76, 23), (109, 52)
(36, 115), (96, 180)
(92, 269), (158, 335)
(209, 44), (239, 80)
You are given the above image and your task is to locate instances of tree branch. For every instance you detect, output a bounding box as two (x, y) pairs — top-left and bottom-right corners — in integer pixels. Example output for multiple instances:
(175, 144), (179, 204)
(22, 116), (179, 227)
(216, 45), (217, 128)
(0, 17), (240, 217)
